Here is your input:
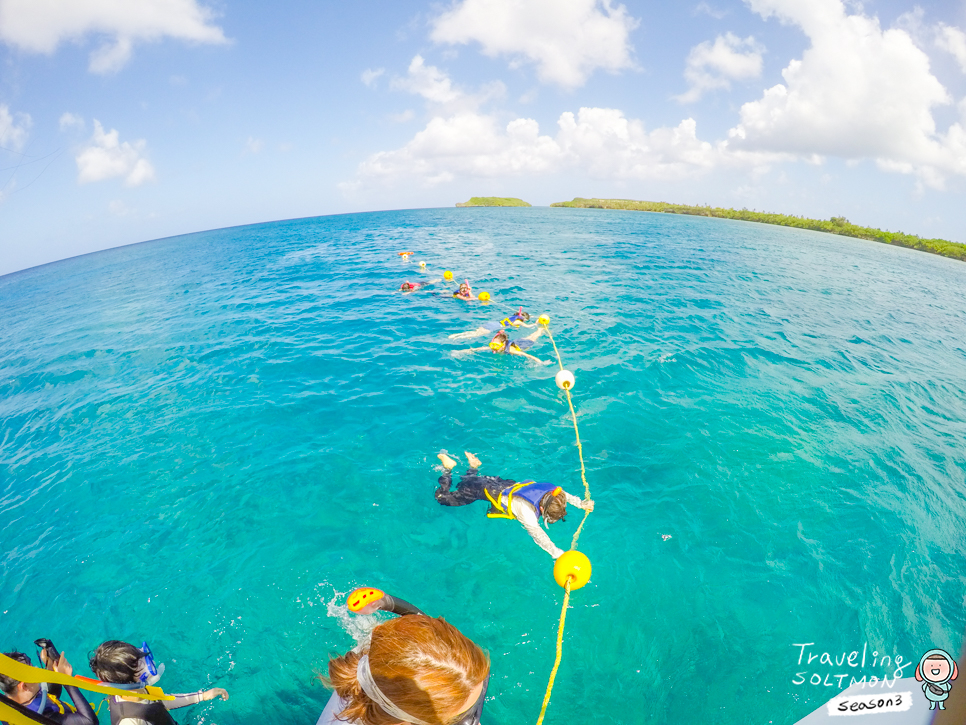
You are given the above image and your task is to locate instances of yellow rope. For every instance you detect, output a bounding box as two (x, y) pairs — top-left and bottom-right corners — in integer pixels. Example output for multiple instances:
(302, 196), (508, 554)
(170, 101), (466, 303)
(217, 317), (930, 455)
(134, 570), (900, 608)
(535, 576), (572, 725)
(535, 324), (592, 725)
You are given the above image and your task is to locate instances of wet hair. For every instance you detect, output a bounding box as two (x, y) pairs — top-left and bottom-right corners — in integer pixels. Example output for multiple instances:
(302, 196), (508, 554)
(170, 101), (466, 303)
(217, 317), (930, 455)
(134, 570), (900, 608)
(492, 330), (509, 344)
(540, 490), (568, 526)
(323, 615), (489, 725)
(0, 652), (30, 694)
(89, 641), (143, 684)
(518, 311), (531, 321)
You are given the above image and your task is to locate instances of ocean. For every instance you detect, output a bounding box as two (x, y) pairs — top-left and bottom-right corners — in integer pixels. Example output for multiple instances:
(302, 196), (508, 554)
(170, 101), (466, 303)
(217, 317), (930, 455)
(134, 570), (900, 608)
(2, 207), (965, 724)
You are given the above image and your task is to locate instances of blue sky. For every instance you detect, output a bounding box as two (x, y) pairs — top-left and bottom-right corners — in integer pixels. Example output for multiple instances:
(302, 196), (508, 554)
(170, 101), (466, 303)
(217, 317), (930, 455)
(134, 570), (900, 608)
(2, 0), (966, 275)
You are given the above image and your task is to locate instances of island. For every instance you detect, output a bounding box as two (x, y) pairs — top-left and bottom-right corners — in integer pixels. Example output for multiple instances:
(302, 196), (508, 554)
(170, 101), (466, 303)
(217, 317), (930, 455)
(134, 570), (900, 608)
(456, 197), (531, 207)
(550, 198), (966, 263)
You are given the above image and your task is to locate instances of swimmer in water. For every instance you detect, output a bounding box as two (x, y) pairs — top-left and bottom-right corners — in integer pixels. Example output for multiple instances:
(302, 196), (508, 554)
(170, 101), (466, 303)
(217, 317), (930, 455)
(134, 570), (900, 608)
(399, 279), (439, 293)
(448, 307), (534, 340)
(452, 280), (477, 301)
(454, 327), (549, 364)
(434, 451), (594, 559)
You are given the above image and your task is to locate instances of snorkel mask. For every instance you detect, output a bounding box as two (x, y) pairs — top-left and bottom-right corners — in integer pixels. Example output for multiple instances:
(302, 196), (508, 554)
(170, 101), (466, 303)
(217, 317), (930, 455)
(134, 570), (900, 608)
(451, 674), (489, 725)
(99, 642), (165, 690)
(488, 333), (506, 351)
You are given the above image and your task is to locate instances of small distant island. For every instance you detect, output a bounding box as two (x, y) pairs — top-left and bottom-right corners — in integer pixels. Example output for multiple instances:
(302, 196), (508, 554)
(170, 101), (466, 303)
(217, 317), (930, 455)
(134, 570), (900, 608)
(551, 198), (966, 263)
(457, 197), (531, 207)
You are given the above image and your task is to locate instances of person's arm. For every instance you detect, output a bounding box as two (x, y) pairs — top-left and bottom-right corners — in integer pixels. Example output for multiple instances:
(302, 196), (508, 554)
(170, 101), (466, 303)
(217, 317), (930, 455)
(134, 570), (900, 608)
(452, 346), (489, 357)
(163, 689), (228, 710)
(511, 499), (564, 559)
(508, 347), (547, 364)
(59, 686), (98, 725)
(565, 493), (595, 511)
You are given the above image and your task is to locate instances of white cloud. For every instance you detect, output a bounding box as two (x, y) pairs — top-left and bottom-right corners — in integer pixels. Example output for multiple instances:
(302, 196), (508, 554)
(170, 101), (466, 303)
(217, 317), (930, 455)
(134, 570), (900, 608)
(430, 0), (638, 89)
(59, 111), (85, 131)
(391, 55), (505, 112)
(353, 107), (771, 185)
(677, 32), (763, 102)
(245, 136), (263, 154)
(0, 104), (31, 151)
(75, 120), (155, 186)
(388, 109), (415, 123)
(693, 2), (729, 20)
(0, 0), (227, 74)
(361, 68), (385, 87)
(729, 0), (966, 186)
(936, 23), (966, 73)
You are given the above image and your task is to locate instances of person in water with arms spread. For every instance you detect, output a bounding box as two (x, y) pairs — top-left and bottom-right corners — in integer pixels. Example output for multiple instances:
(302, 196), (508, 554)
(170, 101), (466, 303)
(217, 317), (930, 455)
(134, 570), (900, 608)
(434, 451), (593, 559)
(454, 327), (549, 365)
(448, 307), (534, 341)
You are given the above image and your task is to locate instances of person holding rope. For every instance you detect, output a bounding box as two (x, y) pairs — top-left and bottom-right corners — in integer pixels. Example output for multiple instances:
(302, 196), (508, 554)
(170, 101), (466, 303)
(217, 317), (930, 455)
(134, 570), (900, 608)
(434, 452), (593, 559)
(0, 650), (97, 725)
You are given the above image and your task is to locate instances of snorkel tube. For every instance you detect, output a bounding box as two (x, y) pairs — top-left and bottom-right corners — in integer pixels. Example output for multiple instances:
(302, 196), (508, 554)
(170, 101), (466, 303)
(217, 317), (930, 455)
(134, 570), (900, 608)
(346, 587), (425, 616)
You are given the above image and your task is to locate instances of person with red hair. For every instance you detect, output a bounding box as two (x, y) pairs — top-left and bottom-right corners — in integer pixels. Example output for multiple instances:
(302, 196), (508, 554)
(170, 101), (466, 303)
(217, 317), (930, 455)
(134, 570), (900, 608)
(320, 614), (489, 725)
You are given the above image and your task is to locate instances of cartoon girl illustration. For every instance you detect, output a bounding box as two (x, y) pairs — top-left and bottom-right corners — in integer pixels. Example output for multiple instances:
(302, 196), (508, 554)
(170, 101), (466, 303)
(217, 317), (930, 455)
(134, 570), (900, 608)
(916, 648), (958, 710)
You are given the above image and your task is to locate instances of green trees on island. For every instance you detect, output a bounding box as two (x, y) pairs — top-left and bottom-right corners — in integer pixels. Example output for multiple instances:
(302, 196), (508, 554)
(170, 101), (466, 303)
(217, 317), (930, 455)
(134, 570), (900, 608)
(457, 197), (531, 207)
(550, 198), (966, 263)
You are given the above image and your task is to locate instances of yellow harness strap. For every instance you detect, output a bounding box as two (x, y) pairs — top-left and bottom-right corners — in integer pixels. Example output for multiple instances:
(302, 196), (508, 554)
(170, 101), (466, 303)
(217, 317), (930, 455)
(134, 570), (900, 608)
(0, 654), (174, 701)
(485, 481), (536, 519)
(46, 694), (70, 714)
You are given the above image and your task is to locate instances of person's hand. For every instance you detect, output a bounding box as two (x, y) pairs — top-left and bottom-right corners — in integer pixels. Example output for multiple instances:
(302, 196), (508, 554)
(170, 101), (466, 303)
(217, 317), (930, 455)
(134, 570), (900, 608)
(585, 499), (595, 512)
(52, 654), (73, 677)
(204, 688), (229, 701)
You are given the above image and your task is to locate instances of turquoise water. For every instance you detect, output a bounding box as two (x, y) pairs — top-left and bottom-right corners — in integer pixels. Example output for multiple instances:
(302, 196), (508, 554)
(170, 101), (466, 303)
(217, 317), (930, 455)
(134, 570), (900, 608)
(2, 207), (965, 725)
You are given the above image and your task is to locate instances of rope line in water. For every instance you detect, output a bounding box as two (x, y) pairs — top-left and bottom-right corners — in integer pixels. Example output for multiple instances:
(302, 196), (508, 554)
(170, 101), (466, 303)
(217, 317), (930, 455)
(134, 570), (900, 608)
(535, 324), (592, 725)
(535, 577), (572, 725)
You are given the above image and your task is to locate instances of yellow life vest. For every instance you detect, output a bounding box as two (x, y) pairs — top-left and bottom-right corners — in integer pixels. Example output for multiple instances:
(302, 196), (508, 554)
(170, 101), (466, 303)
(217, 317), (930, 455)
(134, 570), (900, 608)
(484, 481), (558, 519)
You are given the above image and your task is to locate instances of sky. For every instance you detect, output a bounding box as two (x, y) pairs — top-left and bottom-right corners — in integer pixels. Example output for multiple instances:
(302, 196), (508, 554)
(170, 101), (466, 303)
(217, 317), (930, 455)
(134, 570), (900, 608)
(2, 0), (966, 275)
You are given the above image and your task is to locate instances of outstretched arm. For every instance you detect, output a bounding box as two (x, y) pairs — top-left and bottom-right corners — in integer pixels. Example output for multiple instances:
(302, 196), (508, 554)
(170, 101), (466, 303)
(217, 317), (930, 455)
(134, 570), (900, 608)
(164, 689), (229, 710)
(452, 346), (490, 357)
(565, 492), (595, 511)
(511, 499), (564, 558)
(508, 347), (548, 364)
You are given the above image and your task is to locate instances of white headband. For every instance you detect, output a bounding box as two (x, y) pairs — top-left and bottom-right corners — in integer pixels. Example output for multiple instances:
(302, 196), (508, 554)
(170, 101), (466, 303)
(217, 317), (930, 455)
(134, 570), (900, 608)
(355, 654), (432, 725)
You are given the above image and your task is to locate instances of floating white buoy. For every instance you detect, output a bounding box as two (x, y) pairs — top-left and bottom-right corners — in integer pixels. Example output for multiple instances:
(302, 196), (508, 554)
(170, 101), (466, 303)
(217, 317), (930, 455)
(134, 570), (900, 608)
(555, 369), (575, 390)
(419, 261), (426, 267)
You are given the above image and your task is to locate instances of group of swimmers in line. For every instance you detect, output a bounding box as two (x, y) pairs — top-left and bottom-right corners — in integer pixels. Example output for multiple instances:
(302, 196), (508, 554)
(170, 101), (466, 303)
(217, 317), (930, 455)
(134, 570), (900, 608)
(398, 257), (553, 365)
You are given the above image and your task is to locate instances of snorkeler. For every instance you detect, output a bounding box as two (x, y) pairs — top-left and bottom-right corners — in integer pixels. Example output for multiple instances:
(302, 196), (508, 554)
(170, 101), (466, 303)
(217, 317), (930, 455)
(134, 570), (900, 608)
(89, 640), (228, 725)
(0, 649), (97, 725)
(399, 279), (439, 293)
(452, 280), (476, 301)
(319, 589), (489, 725)
(455, 327), (548, 364)
(434, 452), (593, 559)
(448, 307), (534, 340)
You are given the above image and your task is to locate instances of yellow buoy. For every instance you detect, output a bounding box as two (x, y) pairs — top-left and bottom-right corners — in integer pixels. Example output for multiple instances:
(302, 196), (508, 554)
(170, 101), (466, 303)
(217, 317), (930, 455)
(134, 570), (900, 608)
(478, 291), (490, 301)
(537, 314), (550, 326)
(444, 270), (454, 280)
(555, 369), (575, 390)
(553, 550), (591, 590)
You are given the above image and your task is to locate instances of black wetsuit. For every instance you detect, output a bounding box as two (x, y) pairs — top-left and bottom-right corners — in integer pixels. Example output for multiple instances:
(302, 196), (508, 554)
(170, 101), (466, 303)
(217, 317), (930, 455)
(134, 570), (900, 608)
(435, 468), (516, 508)
(5, 684), (99, 725)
